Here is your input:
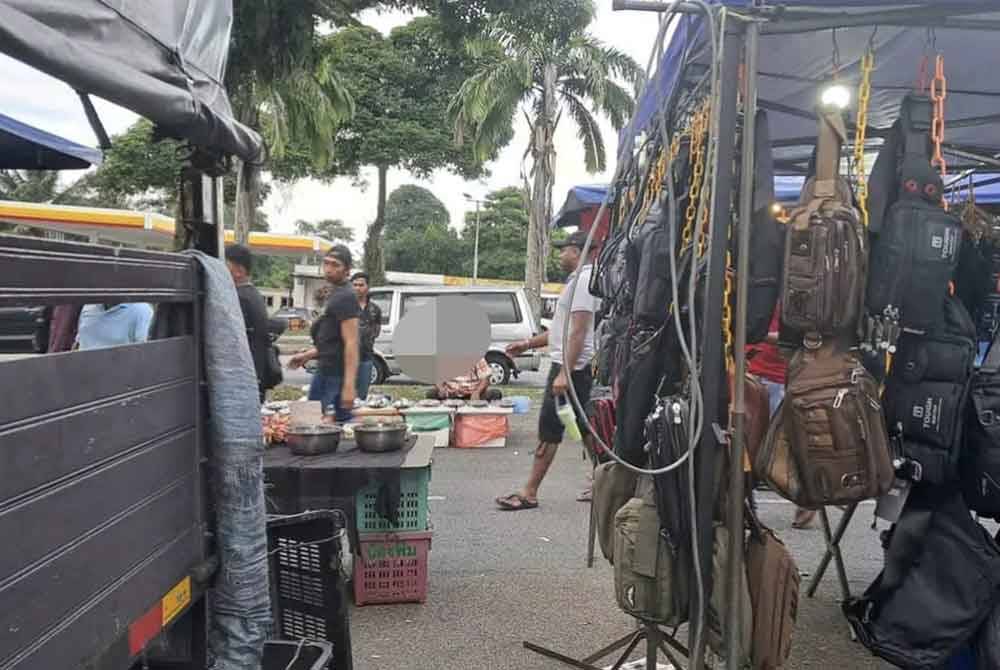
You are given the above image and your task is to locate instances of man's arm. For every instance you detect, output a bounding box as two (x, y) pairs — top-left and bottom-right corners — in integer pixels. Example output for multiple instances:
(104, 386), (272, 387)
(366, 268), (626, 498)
(506, 330), (548, 356)
(340, 317), (360, 409)
(371, 304), (382, 341)
(288, 347), (319, 368)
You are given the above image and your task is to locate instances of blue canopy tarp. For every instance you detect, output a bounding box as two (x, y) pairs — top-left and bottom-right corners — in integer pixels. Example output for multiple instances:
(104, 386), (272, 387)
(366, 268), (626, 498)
(625, 1), (1000, 175)
(562, 174), (1000, 225)
(551, 184), (611, 229)
(0, 112), (102, 169)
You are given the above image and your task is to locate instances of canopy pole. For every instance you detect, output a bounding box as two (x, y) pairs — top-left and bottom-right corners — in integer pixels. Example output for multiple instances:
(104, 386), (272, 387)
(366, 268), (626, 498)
(690, 9), (744, 669)
(725, 17), (758, 670)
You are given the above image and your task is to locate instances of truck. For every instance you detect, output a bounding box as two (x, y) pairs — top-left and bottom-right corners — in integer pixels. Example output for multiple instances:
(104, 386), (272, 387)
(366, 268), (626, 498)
(0, 2), (269, 668)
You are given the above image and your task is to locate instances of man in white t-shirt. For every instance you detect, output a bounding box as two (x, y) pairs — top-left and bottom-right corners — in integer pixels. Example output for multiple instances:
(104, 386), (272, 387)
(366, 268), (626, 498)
(497, 231), (598, 510)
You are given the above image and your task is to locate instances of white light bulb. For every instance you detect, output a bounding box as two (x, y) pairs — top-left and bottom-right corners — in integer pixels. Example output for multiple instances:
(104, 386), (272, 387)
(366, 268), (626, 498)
(821, 84), (851, 110)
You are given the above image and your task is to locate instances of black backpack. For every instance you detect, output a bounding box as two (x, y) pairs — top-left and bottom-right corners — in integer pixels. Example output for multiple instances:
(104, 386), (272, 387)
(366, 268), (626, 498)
(866, 96), (963, 336)
(845, 488), (1000, 669)
(962, 338), (1000, 520)
(884, 295), (977, 486)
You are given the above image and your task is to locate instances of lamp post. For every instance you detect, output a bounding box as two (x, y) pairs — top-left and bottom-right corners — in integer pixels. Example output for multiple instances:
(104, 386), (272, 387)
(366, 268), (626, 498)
(463, 193), (483, 282)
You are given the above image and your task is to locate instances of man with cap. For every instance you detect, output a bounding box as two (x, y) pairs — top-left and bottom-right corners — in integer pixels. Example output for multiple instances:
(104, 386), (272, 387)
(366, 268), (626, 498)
(497, 230), (599, 510)
(289, 245), (360, 423)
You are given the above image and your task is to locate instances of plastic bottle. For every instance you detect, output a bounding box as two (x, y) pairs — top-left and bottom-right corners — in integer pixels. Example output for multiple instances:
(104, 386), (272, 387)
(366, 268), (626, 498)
(556, 394), (583, 441)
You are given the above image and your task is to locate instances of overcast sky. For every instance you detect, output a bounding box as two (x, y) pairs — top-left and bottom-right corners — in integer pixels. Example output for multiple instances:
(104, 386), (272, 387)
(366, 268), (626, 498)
(0, 6), (660, 253)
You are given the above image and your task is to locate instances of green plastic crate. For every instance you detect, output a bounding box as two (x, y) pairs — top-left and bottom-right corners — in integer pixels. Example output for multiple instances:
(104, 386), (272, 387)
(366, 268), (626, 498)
(355, 466), (430, 533)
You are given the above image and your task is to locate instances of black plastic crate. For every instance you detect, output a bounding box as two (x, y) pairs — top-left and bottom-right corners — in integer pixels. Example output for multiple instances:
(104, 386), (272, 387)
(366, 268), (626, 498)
(263, 640), (332, 670)
(267, 511), (353, 670)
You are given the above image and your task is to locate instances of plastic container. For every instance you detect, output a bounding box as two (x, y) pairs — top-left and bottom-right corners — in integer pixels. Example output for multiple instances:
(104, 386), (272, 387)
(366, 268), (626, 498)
(263, 640), (333, 670)
(355, 466), (430, 533)
(266, 511), (353, 668)
(354, 531), (432, 605)
(509, 396), (533, 414)
(556, 395), (583, 441)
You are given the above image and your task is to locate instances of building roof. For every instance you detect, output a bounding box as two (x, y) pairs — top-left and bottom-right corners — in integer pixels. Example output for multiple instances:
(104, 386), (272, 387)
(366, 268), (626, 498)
(0, 200), (335, 257)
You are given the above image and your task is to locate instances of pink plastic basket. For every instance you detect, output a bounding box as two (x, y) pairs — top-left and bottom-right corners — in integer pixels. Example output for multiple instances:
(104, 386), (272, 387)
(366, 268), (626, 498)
(353, 531), (432, 606)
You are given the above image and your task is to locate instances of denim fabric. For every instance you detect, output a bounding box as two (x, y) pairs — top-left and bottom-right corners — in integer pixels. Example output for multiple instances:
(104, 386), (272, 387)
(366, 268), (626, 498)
(185, 251), (270, 670)
(309, 372), (353, 422)
(759, 378), (785, 418)
(357, 359), (374, 400)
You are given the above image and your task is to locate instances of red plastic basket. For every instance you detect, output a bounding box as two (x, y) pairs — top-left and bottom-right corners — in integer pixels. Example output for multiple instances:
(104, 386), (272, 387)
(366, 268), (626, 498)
(353, 531), (432, 606)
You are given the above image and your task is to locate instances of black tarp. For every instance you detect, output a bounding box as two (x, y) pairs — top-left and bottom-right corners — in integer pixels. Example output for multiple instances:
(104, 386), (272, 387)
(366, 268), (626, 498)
(0, 0), (263, 162)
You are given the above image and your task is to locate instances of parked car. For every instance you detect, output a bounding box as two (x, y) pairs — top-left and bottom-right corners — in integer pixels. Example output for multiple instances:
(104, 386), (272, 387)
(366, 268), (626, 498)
(0, 306), (50, 353)
(272, 307), (312, 332)
(367, 286), (542, 385)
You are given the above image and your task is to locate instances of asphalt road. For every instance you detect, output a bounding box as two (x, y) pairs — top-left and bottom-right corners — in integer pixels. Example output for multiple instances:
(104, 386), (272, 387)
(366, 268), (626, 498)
(349, 409), (899, 670)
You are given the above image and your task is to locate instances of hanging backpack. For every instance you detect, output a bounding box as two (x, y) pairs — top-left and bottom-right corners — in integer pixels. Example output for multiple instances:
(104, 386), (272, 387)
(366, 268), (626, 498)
(613, 476), (689, 626)
(755, 341), (893, 509)
(883, 295), (977, 487)
(746, 504), (800, 670)
(780, 109), (866, 345)
(962, 336), (1000, 520)
(866, 94), (963, 336)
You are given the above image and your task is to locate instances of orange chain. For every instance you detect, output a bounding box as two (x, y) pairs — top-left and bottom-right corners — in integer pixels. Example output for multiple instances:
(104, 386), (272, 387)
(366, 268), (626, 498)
(931, 55), (948, 181)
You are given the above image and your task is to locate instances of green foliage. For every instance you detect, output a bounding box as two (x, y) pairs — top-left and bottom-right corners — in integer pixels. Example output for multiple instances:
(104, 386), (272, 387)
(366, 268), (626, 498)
(294, 218), (355, 243)
(384, 185), (450, 238)
(252, 255), (296, 289)
(383, 185), (462, 274)
(320, 17), (505, 180)
(87, 120), (184, 211)
(457, 186), (568, 282)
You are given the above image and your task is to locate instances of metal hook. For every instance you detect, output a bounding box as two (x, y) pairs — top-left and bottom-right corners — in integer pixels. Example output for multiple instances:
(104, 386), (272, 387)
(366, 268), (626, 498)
(831, 27), (842, 76)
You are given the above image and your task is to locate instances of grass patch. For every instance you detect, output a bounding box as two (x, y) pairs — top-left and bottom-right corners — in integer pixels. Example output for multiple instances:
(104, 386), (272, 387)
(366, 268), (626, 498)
(267, 383), (546, 404)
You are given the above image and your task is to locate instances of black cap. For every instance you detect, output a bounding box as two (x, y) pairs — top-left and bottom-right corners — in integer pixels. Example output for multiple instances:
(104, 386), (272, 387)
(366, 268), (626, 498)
(325, 244), (353, 268)
(553, 230), (598, 250)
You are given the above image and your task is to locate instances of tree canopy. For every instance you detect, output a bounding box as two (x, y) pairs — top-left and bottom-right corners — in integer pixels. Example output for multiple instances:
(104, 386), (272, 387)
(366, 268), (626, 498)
(383, 185), (463, 274)
(319, 16), (512, 283)
(384, 184), (451, 238)
(294, 218), (355, 243)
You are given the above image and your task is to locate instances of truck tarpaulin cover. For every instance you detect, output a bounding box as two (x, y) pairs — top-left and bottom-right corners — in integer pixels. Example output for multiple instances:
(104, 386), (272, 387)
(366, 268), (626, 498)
(0, 0), (263, 162)
(625, 1), (1000, 173)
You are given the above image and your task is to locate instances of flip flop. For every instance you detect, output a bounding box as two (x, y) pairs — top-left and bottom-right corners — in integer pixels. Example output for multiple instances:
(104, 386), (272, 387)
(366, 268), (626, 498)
(496, 493), (538, 511)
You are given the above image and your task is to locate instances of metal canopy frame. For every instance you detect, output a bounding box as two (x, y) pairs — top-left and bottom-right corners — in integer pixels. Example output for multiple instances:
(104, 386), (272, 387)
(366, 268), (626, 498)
(603, 2), (1000, 670)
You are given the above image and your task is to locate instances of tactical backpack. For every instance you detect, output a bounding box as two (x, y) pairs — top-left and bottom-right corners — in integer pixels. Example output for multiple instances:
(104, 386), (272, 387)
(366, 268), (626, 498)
(755, 341), (893, 509)
(780, 109), (866, 345)
(866, 94), (964, 337)
(962, 336), (1000, 519)
(884, 295), (977, 486)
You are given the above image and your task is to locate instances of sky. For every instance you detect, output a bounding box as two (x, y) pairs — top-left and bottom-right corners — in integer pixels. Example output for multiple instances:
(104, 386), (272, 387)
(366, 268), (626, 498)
(0, 5), (661, 253)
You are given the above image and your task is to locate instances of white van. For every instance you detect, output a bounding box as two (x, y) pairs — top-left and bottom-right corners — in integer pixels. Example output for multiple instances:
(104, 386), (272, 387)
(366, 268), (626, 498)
(367, 286), (543, 385)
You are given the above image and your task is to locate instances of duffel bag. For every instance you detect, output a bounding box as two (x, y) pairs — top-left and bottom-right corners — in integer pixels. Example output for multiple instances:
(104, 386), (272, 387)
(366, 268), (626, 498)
(845, 489), (1000, 669)
(756, 341), (893, 508)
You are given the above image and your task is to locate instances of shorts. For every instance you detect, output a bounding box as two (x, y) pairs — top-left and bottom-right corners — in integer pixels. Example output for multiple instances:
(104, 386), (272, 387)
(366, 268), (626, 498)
(538, 362), (594, 444)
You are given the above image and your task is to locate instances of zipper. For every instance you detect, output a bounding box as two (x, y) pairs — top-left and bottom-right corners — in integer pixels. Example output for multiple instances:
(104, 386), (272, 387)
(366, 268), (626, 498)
(833, 388), (848, 408)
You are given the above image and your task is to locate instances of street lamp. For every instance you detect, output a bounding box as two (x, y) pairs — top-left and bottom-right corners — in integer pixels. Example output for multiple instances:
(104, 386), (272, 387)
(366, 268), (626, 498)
(463, 193), (484, 283)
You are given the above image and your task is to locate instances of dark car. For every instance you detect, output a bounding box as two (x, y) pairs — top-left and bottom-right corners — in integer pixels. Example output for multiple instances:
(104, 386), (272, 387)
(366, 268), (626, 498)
(0, 306), (50, 353)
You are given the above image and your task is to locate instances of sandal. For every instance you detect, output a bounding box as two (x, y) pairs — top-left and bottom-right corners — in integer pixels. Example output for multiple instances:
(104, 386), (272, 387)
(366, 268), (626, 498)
(496, 493), (539, 511)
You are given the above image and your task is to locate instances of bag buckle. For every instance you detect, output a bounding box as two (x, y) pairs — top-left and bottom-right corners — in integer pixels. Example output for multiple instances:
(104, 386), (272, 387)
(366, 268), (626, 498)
(981, 410), (996, 426)
(833, 388), (848, 409)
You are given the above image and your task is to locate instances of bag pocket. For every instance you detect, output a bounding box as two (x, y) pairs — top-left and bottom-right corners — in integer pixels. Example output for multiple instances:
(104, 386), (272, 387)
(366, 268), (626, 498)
(594, 462), (637, 563)
(613, 498), (684, 626)
(894, 334), (975, 385)
(886, 380), (965, 450)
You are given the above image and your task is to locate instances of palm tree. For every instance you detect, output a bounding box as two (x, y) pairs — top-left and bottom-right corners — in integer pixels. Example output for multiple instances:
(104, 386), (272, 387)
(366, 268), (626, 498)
(227, 1), (356, 244)
(294, 218), (355, 243)
(450, 11), (642, 315)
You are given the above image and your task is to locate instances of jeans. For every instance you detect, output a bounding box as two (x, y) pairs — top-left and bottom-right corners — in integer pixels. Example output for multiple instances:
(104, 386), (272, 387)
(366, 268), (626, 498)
(309, 373), (353, 423)
(760, 378), (785, 418)
(357, 359), (374, 400)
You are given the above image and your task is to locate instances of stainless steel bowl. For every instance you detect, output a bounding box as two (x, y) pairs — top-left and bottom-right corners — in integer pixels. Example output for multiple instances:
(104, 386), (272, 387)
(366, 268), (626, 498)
(354, 422), (408, 453)
(286, 424), (343, 456)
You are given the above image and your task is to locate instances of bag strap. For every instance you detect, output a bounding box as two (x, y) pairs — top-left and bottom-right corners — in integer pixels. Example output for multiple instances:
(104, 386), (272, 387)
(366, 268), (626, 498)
(814, 108), (848, 196)
(983, 336), (1000, 374)
(900, 94), (933, 162)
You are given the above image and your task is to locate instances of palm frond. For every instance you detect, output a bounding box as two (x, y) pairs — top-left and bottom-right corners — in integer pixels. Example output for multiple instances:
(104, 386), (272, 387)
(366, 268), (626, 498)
(561, 92), (606, 173)
(450, 55), (533, 159)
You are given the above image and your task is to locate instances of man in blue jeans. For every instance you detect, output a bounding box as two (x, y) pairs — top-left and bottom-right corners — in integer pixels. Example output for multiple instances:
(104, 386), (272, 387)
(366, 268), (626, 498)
(352, 271), (382, 400)
(288, 245), (360, 423)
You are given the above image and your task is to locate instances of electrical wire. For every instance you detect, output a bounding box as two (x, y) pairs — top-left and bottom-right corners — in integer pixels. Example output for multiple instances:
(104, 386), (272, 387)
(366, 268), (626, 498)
(556, 0), (723, 659)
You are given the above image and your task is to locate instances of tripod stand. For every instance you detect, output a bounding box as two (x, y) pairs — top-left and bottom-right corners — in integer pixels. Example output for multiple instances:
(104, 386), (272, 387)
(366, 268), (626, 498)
(524, 619), (690, 670)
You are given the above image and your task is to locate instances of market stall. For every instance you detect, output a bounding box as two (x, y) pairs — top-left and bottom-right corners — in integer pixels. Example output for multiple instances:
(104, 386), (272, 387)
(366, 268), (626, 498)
(535, 3), (1000, 670)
